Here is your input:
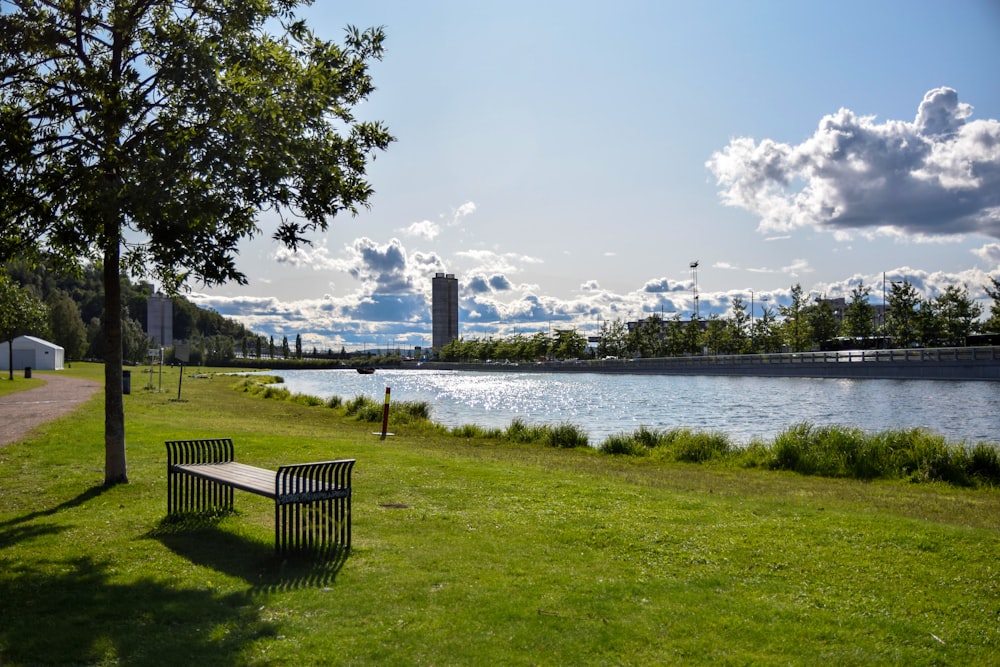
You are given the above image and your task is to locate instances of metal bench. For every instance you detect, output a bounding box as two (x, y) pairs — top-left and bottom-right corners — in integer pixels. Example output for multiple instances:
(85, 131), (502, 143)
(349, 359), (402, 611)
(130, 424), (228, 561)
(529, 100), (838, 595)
(165, 438), (354, 554)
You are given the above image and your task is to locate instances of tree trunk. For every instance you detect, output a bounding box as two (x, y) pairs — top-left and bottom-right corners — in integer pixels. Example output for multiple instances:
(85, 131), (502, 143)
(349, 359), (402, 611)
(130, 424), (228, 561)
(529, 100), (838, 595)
(103, 236), (128, 485)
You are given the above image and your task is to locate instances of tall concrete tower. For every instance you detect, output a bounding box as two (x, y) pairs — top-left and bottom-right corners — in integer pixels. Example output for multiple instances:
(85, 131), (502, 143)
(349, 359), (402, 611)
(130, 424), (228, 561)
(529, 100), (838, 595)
(432, 273), (459, 350)
(147, 293), (173, 347)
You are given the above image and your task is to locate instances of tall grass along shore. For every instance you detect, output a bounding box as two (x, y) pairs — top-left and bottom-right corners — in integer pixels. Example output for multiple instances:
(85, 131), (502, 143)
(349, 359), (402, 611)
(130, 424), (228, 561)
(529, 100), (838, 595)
(2, 364), (998, 665)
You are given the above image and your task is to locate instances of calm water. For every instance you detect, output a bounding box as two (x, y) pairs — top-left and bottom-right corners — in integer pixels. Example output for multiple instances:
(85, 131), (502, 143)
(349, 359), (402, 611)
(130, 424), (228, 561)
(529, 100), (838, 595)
(267, 369), (1000, 446)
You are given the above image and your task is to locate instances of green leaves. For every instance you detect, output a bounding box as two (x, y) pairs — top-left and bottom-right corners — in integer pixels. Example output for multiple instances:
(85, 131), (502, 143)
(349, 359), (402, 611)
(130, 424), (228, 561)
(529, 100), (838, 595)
(1, 1), (393, 288)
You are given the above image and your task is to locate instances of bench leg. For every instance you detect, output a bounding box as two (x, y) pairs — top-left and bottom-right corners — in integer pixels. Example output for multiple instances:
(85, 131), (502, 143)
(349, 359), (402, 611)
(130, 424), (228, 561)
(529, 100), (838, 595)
(275, 496), (351, 554)
(168, 469), (234, 515)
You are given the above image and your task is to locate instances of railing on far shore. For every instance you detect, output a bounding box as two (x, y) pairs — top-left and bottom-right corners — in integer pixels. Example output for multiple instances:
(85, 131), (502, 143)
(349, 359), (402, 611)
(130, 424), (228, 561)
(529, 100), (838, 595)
(425, 346), (1000, 381)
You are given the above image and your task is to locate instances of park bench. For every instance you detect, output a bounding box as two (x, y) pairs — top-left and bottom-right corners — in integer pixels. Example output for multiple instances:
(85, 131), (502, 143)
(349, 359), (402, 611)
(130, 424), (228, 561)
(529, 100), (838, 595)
(165, 438), (354, 554)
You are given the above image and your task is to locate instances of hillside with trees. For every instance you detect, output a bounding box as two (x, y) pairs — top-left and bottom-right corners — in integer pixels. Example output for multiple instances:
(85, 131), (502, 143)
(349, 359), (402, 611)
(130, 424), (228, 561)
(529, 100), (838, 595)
(3, 260), (256, 365)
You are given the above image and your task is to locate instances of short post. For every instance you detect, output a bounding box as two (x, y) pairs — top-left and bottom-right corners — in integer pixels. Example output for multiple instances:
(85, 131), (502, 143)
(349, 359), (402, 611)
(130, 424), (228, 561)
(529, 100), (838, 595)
(373, 386), (394, 439)
(380, 387), (391, 438)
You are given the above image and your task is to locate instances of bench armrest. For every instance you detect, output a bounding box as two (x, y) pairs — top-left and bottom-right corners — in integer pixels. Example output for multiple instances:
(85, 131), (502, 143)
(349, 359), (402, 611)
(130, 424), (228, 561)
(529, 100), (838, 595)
(275, 459), (355, 504)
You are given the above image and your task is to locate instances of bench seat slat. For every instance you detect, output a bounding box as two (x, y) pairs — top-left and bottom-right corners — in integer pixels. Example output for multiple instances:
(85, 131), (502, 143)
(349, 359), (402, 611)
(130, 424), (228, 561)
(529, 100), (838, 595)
(172, 461), (277, 498)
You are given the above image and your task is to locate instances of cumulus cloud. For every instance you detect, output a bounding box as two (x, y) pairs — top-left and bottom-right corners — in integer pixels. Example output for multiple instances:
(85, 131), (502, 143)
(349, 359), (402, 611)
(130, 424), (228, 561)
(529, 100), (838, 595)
(465, 273), (514, 295)
(642, 277), (676, 293)
(706, 87), (1000, 240)
(330, 237), (443, 295)
(274, 242), (339, 270)
(401, 220), (440, 240)
(972, 243), (1000, 266)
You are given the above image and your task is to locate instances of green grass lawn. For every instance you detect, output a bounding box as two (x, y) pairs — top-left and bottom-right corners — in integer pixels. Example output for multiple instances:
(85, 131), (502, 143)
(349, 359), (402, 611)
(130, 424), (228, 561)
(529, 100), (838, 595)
(1, 363), (998, 665)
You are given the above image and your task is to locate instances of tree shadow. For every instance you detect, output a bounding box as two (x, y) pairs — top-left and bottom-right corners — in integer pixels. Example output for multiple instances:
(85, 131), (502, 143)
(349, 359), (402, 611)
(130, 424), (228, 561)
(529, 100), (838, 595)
(0, 555), (278, 665)
(148, 515), (349, 592)
(0, 484), (110, 549)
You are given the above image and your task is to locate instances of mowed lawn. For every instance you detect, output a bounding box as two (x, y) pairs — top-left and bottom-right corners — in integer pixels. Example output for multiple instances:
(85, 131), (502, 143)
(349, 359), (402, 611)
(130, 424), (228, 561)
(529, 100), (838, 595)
(1, 363), (998, 665)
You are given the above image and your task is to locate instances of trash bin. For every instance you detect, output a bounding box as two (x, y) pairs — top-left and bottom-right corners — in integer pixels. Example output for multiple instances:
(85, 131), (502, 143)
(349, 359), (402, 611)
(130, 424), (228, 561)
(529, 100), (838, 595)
(24, 367), (31, 379)
(122, 370), (131, 395)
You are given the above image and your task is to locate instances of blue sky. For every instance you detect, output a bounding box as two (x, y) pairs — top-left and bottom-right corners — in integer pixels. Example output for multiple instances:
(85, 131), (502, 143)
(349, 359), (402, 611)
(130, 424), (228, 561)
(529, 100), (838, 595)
(190, 0), (1000, 352)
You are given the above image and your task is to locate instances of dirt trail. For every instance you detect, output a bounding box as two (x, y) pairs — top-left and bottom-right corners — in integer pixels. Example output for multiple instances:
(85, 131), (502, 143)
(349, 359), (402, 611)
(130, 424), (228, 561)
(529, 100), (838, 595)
(0, 374), (101, 447)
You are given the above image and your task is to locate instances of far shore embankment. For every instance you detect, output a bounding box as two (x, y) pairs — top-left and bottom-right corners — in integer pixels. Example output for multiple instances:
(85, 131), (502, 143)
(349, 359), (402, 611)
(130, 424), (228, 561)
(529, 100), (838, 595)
(413, 346), (1000, 381)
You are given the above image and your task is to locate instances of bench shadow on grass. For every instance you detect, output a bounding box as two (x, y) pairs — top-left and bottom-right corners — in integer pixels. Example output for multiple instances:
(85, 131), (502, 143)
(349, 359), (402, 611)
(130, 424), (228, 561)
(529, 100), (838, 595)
(148, 513), (349, 592)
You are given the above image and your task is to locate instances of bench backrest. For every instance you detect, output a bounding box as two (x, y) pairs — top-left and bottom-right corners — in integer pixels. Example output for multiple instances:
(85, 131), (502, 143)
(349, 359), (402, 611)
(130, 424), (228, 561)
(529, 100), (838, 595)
(165, 438), (235, 467)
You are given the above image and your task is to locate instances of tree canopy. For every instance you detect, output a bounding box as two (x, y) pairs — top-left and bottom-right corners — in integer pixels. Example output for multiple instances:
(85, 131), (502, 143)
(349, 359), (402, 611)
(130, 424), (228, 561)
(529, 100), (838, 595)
(1, 1), (393, 483)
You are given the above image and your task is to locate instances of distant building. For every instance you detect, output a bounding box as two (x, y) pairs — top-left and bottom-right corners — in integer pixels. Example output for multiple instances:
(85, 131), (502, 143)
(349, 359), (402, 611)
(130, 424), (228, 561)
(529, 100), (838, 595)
(147, 293), (173, 347)
(0, 335), (64, 371)
(432, 273), (459, 350)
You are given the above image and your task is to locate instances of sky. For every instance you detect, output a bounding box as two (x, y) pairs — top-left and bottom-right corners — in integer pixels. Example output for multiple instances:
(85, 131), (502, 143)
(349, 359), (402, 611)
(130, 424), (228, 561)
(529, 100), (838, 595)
(187, 0), (1000, 353)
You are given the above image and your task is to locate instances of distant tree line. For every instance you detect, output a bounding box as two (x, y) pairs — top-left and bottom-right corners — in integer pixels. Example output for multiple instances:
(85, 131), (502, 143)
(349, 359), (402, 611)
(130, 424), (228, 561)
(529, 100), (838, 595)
(605, 280), (1000, 359)
(439, 279), (1000, 363)
(439, 329), (589, 363)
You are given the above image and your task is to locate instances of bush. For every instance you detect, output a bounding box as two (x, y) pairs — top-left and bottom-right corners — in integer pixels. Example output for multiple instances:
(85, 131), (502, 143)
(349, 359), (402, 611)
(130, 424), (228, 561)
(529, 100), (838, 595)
(396, 400), (431, 422)
(325, 395), (343, 409)
(452, 424), (490, 439)
(967, 443), (1000, 485)
(599, 432), (648, 456)
(504, 418), (546, 444)
(670, 430), (732, 463)
(545, 423), (589, 449)
(290, 393), (324, 407)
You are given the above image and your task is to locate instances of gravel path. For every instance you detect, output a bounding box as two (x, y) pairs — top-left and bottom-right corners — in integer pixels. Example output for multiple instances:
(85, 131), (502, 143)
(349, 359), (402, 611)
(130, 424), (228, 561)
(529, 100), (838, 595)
(0, 374), (101, 447)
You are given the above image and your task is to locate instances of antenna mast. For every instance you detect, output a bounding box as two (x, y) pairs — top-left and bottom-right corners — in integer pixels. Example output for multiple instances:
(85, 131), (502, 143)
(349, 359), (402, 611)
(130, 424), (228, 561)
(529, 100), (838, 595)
(689, 260), (700, 319)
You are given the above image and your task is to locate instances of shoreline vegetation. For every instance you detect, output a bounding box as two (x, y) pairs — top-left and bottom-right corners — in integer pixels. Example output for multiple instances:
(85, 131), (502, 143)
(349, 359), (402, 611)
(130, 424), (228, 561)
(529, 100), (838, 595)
(239, 375), (1000, 489)
(3, 364), (999, 664)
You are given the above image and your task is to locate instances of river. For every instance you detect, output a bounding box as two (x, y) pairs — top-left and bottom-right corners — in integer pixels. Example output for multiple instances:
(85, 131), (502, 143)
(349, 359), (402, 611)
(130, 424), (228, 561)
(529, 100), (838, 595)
(266, 369), (1000, 446)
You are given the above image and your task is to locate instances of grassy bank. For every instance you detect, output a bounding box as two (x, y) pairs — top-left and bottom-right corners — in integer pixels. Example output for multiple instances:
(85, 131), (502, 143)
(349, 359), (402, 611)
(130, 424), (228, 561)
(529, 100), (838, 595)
(1, 363), (998, 665)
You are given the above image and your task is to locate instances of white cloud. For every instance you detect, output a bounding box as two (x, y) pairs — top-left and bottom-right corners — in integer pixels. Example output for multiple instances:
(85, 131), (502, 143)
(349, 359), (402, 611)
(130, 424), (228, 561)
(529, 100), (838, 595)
(706, 87), (1000, 240)
(401, 220), (440, 240)
(455, 249), (543, 276)
(449, 201), (477, 226)
(330, 237), (445, 295)
(972, 243), (1000, 266)
(782, 258), (813, 277)
(273, 241), (338, 270)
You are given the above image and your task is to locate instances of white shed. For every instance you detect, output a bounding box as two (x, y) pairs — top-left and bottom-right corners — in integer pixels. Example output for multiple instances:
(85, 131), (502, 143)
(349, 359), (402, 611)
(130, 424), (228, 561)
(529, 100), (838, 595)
(0, 336), (65, 371)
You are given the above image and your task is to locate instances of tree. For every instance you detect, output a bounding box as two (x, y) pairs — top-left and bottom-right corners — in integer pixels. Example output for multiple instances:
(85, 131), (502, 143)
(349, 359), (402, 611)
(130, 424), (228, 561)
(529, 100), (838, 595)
(703, 314), (728, 355)
(728, 298), (750, 353)
(779, 284), (813, 352)
(597, 318), (629, 359)
(46, 289), (88, 361)
(0, 273), (48, 379)
(885, 280), (921, 347)
(934, 285), (981, 346)
(841, 283), (874, 340)
(983, 277), (1000, 333)
(806, 297), (840, 346)
(629, 315), (665, 358)
(1, 2), (394, 484)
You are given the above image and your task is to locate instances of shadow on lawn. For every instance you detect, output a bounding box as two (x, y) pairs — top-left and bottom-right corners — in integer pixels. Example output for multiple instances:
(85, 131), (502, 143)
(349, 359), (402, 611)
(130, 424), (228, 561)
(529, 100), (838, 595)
(0, 485), (109, 549)
(149, 514), (349, 592)
(0, 555), (277, 665)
